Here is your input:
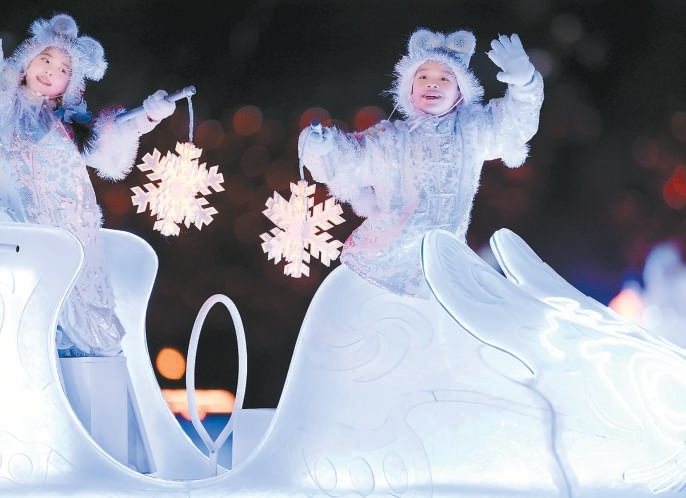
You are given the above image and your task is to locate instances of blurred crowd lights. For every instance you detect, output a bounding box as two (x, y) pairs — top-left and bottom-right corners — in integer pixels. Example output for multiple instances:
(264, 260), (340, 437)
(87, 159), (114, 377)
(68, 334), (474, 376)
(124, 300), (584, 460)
(156, 346), (236, 420)
(662, 166), (686, 210)
(162, 388), (235, 421)
(608, 286), (643, 325)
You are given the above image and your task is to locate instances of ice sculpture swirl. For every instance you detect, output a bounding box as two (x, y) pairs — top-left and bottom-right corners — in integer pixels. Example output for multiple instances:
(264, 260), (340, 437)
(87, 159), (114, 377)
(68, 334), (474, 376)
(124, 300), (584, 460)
(423, 228), (686, 494)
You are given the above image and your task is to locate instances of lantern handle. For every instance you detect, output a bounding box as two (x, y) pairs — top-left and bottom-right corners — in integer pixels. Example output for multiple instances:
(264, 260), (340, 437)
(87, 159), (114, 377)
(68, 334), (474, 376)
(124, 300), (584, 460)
(115, 85), (196, 123)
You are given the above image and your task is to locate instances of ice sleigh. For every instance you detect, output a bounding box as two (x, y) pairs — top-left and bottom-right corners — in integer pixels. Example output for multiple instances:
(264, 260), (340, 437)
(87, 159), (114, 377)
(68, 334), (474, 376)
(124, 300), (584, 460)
(1, 221), (685, 496)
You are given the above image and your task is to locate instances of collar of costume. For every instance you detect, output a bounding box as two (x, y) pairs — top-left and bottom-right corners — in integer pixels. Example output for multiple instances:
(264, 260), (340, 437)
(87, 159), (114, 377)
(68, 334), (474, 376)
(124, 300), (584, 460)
(407, 108), (458, 132)
(55, 102), (92, 124)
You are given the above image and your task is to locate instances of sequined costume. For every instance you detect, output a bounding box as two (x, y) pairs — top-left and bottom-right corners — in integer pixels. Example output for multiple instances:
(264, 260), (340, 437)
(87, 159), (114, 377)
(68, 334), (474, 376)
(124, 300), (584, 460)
(301, 69), (544, 297)
(300, 29), (544, 297)
(0, 82), (148, 355)
(0, 13), (176, 356)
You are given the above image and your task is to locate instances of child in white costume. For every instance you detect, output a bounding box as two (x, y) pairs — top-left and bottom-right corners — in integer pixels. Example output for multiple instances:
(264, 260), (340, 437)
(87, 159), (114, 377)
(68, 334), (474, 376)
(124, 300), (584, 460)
(300, 29), (543, 297)
(0, 14), (175, 356)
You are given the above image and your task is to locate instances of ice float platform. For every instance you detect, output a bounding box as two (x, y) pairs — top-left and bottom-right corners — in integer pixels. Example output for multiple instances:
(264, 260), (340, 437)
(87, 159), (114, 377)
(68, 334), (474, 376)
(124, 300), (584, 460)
(1, 221), (685, 496)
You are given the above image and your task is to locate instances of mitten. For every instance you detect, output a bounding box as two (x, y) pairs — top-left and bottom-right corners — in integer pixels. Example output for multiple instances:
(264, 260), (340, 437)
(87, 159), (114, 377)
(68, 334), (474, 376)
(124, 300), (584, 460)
(133, 90), (176, 134)
(487, 33), (535, 86)
(143, 89), (176, 122)
(298, 123), (333, 157)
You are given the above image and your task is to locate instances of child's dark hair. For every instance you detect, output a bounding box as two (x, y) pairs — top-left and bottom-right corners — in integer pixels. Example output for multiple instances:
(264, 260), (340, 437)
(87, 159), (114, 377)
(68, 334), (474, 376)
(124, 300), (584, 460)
(68, 120), (96, 153)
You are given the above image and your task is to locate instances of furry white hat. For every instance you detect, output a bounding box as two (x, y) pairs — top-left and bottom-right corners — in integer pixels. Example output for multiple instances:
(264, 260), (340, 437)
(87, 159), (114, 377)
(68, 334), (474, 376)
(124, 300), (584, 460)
(391, 28), (484, 118)
(7, 13), (107, 108)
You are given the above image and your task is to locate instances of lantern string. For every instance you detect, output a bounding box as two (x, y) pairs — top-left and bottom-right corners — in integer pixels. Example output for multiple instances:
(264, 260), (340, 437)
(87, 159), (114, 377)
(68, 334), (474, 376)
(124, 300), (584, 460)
(187, 95), (194, 143)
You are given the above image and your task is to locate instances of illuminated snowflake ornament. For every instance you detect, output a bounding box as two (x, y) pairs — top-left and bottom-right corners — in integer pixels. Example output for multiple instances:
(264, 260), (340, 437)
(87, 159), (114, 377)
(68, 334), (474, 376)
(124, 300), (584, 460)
(260, 180), (345, 278)
(131, 142), (225, 236)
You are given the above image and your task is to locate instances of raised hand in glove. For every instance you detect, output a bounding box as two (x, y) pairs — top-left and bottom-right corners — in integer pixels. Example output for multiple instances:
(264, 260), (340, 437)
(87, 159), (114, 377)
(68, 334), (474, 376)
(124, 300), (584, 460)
(486, 33), (535, 86)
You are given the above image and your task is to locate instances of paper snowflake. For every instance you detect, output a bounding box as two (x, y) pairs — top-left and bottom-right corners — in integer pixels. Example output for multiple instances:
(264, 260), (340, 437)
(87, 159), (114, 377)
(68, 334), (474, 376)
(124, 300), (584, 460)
(131, 141), (225, 236)
(260, 180), (345, 278)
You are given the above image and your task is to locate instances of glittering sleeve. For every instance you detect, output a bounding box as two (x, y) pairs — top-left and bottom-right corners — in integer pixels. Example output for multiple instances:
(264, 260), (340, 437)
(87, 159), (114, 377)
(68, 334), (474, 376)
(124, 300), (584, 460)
(300, 121), (398, 214)
(478, 70), (544, 168)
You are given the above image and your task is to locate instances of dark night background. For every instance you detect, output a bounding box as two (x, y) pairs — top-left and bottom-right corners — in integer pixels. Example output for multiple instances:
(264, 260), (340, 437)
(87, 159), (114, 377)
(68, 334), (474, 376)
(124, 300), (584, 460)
(3, 0), (686, 408)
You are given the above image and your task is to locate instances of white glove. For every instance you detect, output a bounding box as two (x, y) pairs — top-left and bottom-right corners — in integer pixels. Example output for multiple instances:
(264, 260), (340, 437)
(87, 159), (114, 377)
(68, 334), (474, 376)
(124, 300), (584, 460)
(298, 121), (333, 157)
(143, 89), (176, 122)
(134, 90), (176, 134)
(487, 33), (535, 86)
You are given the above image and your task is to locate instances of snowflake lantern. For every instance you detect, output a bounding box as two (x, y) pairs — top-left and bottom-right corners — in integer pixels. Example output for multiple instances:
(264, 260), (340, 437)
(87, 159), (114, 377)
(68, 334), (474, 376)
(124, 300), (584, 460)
(120, 86), (225, 236)
(131, 142), (224, 236)
(260, 120), (346, 278)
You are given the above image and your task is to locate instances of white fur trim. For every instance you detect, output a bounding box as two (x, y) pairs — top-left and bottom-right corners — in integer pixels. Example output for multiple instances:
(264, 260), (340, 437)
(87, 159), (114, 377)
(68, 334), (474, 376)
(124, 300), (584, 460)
(85, 108), (140, 180)
(500, 142), (529, 168)
(8, 14), (107, 110)
(390, 28), (484, 119)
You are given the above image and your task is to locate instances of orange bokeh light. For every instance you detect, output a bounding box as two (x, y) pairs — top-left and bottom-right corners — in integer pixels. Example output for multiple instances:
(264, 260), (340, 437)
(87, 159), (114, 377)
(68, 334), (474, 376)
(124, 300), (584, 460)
(608, 287), (643, 325)
(299, 107), (331, 130)
(663, 166), (686, 210)
(232, 105), (263, 136)
(155, 347), (186, 381)
(195, 119), (225, 150)
(162, 388), (235, 420)
(353, 105), (386, 131)
(103, 185), (134, 216)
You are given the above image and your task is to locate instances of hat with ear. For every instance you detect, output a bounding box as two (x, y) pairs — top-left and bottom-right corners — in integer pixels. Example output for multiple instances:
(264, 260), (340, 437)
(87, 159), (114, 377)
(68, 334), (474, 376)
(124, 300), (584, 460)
(7, 13), (107, 108)
(390, 28), (484, 118)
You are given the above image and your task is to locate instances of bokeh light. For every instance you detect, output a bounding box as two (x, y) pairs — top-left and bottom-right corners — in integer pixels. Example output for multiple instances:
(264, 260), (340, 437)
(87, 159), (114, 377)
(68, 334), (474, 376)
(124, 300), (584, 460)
(195, 120), (225, 150)
(633, 137), (662, 169)
(550, 13), (583, 45)
(102, 185), (134, 216)
(608, 287), (643, 325)
(528, 48), (555, 79)
(663, 166), (686, 210)
(156, 347), (186, 381)
(353, 105), (386, 131)
(233, 105), (263, 136)
(299, 107), (332, 130)
(162, 388), (235, 420)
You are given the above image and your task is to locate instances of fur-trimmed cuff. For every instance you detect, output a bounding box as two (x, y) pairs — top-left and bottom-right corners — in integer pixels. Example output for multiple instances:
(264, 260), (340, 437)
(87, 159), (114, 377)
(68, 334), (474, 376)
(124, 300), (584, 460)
(132, 111), (159, 135)
(85, 107), (141, 180)
(500, 142), (529, 168)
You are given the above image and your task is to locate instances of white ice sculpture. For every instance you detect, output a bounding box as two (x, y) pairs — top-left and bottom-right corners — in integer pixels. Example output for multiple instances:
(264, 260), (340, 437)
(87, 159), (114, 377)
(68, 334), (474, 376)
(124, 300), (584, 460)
(0, 223), (219, 496)
(1, 222), (686, 496)
(628, 241), (686, 349)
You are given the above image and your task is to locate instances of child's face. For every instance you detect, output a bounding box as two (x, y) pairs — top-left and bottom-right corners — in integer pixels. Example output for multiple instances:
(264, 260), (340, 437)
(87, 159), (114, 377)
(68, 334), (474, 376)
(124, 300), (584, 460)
(410, 61), (461, 116)
(25, 47), (72, 99)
